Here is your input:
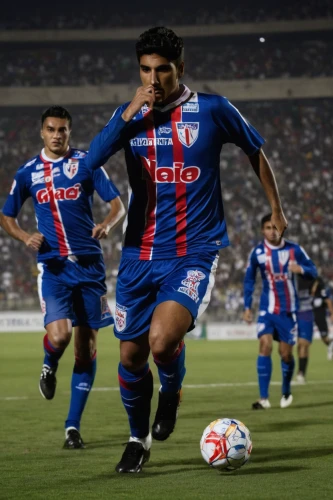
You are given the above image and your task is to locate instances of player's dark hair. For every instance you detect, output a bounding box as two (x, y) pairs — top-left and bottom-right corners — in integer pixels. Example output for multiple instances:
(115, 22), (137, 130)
(41, 106), (72, 128)
(136, 26), (184, 66)
(261, 213), (272, 227)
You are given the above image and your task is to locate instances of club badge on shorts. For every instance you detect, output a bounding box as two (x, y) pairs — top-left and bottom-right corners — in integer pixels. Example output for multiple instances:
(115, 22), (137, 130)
(115, 304), (127, 332)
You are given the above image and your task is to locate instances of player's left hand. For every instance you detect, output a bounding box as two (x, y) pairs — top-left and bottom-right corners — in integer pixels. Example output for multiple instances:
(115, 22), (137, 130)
(288, 261), (303, 274)
(271, 210), (288, 237)
(92, 224), (109, 239)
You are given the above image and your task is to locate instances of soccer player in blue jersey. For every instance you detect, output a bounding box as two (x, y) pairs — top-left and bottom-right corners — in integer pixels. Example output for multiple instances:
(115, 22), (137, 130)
(243, 214), (317, 409)
(0, 106), (125, 448)
(87, 26), (288, 472)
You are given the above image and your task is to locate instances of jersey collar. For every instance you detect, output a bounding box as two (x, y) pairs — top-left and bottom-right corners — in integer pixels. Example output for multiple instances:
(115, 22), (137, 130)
(40, 146), (71, 163)
(264, 238), (285, 250)
(153, 85), (192, 113)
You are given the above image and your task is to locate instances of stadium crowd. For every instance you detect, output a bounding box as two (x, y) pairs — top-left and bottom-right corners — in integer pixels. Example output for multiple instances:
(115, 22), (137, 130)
(1, 0), (331, 29)
(1, 98), (332, 319)
(1, 38), (332, 86)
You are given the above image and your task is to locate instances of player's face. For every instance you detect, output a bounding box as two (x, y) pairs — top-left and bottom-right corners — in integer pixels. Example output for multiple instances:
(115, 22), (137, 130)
(139, 53), (184, 103)
(262, 221), (281, 245)
(41, 117), (71, 158)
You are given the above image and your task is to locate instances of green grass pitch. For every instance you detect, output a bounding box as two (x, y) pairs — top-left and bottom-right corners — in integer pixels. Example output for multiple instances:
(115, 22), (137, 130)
(1, 330), (333, 500)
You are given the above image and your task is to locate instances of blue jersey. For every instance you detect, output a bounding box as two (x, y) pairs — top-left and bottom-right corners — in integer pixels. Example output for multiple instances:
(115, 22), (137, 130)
(2, 148), (120, 262)
(244, 239), (317, 314)
(89, 85), (265, 260)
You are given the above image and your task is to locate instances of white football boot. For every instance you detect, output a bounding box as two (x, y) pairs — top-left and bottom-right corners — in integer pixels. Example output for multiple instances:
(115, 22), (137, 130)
(280, 394), (293, 408)
(296, 373), (306, 384)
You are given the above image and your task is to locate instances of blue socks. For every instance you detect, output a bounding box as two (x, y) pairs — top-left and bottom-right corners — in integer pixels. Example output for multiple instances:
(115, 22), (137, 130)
(153, 341), (186, 393)
(65, 353), (97, 430)
(118, 363), (153, 438)
(43, 334), (65, 369)
(281, 357), (295, 396)
(257, 355), (272, 399)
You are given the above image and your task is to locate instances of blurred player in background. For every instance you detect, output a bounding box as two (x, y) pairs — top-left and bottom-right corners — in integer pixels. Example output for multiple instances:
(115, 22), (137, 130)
(0, 106), (125, 449)
(243, 214), (317, 409)
(311, 276), (333, 360)
(87, 27), (287, 473)
(296, 275), (316, 383)
(296, 274), (333, 383)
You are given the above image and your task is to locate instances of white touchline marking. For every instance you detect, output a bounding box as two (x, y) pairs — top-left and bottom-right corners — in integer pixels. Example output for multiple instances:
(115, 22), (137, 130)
(1, 380), (333, 401)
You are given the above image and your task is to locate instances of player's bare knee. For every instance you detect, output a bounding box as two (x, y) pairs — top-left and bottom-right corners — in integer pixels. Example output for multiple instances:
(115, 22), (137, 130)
(48, 330), (71, 349)
(150, 338), (180, 363)
(259, 337), (272, 356)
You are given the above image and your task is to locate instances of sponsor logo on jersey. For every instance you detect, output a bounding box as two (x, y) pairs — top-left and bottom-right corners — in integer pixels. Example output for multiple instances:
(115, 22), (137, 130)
(266, 271), (288, 282)
(176, 122), (199, 147)
(31, 171), (45, 186)
(130, 137), (173, 146)
(115, 304), (127, 332)
(278, 250), (290, 266)
(36, 183), (81, 204)
(9, 179), (17, 195)
(141, 157), (201, 184)
(183, 102), (199, 113)
(177, 270), (206, 303)
(141, 104), (150, 115)
(63, 159), (79, 179)
(158, 126), (172, 135)
(24, 158), (37, 168)
(71, 150), (87, 158)
(36, 163), (45, 170)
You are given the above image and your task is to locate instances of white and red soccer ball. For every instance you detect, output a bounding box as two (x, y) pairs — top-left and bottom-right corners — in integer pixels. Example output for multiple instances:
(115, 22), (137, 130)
(200, 418), (252, 471)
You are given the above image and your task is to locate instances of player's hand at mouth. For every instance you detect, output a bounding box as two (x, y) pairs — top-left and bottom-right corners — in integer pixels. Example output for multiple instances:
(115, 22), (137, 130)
(122, 85), (156, 122)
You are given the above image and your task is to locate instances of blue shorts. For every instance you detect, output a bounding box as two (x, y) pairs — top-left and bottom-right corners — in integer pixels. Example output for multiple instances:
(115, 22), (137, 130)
(297, 310), (314, 343)
(37, 254), (114, 329)
(256, 311), (297, 345)
(114, 252), (219, 340)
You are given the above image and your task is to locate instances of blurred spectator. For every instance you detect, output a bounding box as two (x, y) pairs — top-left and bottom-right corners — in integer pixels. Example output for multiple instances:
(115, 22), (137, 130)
(1, 38), (333, 86)
(1, 0), (332, 30)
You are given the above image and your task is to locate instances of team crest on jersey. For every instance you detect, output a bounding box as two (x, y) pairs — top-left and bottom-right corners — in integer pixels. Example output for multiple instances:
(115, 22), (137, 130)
(178, 270), (206, 303)
(63, 159), (79, 179)
(115, 304), (127, 332)
(176, 122), (199, 148)
(278, 250), (289, 266)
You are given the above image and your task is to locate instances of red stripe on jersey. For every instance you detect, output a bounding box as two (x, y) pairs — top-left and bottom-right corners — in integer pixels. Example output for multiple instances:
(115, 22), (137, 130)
(139, 112), (157, 260)
(42, 162), (69, 256)
(281, 259), (291, 312)
(265, 245), (280, 314)
(171, 106), (187, 256)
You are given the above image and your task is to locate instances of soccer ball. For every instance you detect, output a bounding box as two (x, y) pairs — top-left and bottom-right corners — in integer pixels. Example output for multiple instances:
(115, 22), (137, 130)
(200, 418), (252, 471)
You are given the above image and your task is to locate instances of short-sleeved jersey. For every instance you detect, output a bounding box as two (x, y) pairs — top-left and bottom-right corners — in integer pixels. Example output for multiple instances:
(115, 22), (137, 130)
(2, 148), (120, 262)
(312, 277), (330, 311)
(244, 239), (317, 314)
(88, 85), (265, 260)
(297, 276), (315, 313)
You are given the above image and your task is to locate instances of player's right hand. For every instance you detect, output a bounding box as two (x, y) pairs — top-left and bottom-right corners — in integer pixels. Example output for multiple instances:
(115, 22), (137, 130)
(121, 86), (156, 122)
(25, 232), (44, 251)
(243, 309), (253, 324)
